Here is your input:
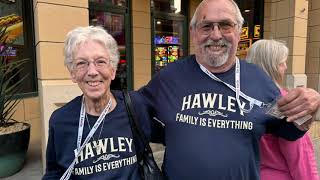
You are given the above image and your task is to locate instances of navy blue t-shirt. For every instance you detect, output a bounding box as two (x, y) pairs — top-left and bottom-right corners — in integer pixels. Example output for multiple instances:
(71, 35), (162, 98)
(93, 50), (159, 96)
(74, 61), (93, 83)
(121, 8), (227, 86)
(42, 90), (152, 180)
(140, 55), (304, 180)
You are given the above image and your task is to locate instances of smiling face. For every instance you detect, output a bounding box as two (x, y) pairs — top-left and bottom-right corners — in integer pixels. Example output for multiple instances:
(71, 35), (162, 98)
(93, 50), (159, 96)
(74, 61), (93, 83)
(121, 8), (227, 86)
(191, 0), (241, 72)
(70, 40), (116, 102)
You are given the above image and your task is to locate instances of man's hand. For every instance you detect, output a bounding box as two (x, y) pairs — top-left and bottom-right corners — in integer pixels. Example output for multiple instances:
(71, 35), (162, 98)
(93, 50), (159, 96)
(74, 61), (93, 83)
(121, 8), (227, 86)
(277, 87), (320, 124)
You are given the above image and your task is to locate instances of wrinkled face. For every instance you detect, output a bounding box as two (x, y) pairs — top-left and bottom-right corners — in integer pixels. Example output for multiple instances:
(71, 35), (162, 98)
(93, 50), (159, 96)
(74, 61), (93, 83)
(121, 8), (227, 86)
(191, 0), (240, 68)
(70, 40), (116, 101)
(278, 60), (287, 81)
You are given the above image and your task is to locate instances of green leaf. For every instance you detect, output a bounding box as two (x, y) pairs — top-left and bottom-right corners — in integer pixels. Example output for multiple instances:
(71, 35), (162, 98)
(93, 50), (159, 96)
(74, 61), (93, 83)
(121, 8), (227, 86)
(0, 26), (29, 126)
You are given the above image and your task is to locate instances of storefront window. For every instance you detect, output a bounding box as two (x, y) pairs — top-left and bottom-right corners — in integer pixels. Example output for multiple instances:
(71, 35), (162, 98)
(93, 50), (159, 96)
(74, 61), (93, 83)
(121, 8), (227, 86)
(151, 0), (188, 74)
(89, 0), (127, 7)
(151, 0), (185, 15)
(154, 19), (183, 72)
(89, 0), (129, 89)
(0, 0), (37, 95)
(235, 0), (264, 59)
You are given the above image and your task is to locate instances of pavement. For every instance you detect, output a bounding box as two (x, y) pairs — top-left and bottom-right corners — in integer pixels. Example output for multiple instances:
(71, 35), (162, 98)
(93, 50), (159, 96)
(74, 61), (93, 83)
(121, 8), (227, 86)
(1, 141), (319, 180)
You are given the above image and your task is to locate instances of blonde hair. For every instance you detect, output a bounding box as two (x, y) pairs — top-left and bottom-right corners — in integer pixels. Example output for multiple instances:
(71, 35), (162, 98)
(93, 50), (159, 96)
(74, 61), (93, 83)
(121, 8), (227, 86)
(246, 39), (288, 86)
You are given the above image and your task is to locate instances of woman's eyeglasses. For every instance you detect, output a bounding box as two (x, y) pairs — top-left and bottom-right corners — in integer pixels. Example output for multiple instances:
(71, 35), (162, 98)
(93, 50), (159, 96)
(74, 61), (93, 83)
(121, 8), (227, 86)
(72, 58), (111, 71)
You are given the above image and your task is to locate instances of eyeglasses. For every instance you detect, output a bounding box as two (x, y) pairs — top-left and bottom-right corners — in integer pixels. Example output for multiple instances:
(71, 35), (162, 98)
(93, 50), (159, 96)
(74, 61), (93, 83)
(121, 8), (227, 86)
(72, 58), (111, 71)
(196, 21), (237, 35)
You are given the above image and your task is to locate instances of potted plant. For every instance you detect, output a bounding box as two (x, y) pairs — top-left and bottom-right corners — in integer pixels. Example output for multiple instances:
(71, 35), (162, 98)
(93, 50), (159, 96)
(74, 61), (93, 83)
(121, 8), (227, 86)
(0, 26), (31, 178)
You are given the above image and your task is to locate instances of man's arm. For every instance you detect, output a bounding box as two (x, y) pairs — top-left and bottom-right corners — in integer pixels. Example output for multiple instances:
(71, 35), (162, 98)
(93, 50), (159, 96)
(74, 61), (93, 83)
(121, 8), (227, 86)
(277, 87), (320, 131)
(130, 90), (165, 144)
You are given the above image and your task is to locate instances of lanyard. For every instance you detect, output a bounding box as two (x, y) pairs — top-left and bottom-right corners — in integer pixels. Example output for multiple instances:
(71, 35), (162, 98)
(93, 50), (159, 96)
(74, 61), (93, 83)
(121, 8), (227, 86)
(60, 96), (112, 180)
(199, 58), (265, 113)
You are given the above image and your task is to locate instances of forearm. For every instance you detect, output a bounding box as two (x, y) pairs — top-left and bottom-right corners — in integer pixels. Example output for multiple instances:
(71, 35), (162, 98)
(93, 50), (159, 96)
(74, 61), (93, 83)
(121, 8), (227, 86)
(267, 120), (305, 141)
(278, 87), (320, 122)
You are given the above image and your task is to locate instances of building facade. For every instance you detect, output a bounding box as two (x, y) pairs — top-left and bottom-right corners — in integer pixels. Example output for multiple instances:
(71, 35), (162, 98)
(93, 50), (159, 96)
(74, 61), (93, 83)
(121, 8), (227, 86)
(1, 0), (319, 171)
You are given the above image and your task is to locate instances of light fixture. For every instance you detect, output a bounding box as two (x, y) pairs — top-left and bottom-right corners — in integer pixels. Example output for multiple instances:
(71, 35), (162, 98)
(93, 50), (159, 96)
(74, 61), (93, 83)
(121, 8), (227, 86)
(156, 21), (161, 25)
(244, 9), (250, 13)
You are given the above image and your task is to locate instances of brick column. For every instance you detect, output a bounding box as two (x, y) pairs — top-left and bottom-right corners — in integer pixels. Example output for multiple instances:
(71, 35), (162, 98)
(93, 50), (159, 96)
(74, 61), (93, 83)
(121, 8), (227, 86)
(265, 0), (309, 89)
(306, 0), (320, 91)
(306, 0), (320, 172)
(33, 0), (88, 171)
(132, 0), (151, 89)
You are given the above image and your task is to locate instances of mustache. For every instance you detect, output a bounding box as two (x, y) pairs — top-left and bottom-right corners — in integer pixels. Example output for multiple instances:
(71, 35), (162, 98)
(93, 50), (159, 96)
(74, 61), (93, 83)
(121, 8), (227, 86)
(202, 39), (228, 48)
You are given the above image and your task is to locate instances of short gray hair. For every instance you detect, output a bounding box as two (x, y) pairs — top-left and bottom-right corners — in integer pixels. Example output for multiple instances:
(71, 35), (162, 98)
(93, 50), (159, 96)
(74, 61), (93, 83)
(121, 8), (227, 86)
(246, 39), (288, 85)
(190, 0), (244, 32)
(64, 26), (119, 70)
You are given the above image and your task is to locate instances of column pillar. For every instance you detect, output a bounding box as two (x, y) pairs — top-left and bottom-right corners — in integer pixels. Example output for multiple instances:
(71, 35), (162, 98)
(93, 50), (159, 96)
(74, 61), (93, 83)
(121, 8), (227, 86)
(266, 0), (309, 88)
(132, 0), (151, 89)
(33, 0), (88, 170)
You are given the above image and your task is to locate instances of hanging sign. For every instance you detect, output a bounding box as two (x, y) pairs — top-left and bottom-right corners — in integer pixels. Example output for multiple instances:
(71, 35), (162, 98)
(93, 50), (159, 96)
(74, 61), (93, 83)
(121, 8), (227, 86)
(254, 25), (260, 38)
(240, 27), (249, 40)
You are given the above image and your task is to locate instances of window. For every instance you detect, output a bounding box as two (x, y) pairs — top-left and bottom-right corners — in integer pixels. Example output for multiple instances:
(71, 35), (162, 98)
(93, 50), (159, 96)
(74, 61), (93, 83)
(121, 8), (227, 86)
(151, 0), (188, 74)
(89, 0), (131, 90)
(154, 19), (184, 72)
(151, 0), (185, 14)
(235, 0), (264, 59)
(89, 0), (127, 7)
(0, 0), (37, 95)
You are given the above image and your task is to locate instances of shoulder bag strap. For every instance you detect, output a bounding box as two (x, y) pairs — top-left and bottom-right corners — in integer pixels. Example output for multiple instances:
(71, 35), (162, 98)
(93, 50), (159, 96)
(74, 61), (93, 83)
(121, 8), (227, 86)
(123, 91), (153, 158)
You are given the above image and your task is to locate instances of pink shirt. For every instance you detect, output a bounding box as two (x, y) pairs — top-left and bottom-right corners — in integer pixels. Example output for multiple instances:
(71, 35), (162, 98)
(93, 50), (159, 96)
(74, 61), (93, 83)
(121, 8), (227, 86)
(260, 89), (319, 180)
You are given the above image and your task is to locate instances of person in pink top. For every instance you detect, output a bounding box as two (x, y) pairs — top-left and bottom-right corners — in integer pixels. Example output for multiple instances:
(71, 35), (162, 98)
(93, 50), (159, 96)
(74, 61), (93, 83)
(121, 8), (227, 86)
(247, 39), (319, 180)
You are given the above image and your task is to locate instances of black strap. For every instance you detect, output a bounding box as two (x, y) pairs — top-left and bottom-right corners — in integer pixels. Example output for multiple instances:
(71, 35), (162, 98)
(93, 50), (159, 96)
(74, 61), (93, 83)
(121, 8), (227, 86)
(123, 91), (153, 159)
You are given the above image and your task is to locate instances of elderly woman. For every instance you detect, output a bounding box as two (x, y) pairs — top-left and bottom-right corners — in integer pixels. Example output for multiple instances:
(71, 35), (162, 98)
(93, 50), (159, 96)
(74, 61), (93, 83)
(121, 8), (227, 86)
(247, 39), (319, 180)
(42, 26), (152, 180)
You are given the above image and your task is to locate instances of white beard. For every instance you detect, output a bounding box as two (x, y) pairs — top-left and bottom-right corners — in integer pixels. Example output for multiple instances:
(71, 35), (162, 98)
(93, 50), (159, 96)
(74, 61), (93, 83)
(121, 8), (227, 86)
(204, 49), (229, 67)
(200, 39), (231, 67)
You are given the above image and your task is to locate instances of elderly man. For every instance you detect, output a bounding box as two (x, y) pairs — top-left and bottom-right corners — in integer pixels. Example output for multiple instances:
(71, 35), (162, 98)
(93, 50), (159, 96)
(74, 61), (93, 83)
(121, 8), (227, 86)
(140, 0), (320, 179)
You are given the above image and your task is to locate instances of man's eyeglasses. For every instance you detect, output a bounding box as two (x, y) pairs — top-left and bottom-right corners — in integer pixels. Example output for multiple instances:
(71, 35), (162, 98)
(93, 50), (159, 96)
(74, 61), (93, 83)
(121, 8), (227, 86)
(72, 58), (111, 71)
(196, 21), (237, 35)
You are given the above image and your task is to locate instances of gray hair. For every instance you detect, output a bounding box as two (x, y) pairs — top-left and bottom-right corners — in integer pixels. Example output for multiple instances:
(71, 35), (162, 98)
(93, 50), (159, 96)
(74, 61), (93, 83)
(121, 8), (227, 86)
(64, 26), (119, 70)
(246, 39), (288, 86)
(190, 0), (244, 32)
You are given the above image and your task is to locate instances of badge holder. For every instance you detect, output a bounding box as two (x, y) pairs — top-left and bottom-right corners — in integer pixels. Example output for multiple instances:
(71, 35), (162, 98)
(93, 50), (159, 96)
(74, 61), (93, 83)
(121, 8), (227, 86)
(265, 97), (311, 125)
